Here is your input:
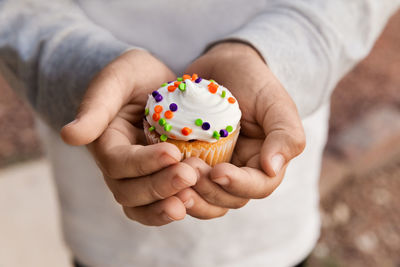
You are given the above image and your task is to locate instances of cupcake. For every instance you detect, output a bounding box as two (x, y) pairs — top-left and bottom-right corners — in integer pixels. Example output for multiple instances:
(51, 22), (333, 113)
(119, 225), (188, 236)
(143, 74), (241, 166)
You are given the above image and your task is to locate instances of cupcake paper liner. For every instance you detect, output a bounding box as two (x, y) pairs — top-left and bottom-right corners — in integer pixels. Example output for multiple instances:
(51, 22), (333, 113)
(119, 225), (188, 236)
(143, 120), (239, 166)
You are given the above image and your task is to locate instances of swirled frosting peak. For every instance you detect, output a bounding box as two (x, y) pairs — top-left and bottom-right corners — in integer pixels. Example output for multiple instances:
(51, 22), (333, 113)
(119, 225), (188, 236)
(145, 74), (241, 143)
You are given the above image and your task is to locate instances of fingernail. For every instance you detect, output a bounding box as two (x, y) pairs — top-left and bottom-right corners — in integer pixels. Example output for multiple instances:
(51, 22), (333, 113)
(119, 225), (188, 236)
(162, 213), (175, 222)
(172, 177), (192, 190)
(271, 154), (285, 175)
(213, 177), (229, 186)
(183, 198), (194, 209)
(65, 118), (79, 127)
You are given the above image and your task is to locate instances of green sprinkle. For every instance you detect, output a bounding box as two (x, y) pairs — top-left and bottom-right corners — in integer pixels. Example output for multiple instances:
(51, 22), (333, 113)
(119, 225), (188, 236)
(221, 90), (226, 98)
(179, 83), (186, 91)
(145, 108), (149, 115)
(160, 134), (168, 142)
(209, 79), (215, 83)
(164, 123), (172, 132)
(226, 125), (233, 132)
(212, 131), (220, 140)
(149, 126), (155, 132)
(159, 118), (166, 126)
(161, 82), (167, 87)
(195, 119), (203, 126)
(177, 77), (183, 81)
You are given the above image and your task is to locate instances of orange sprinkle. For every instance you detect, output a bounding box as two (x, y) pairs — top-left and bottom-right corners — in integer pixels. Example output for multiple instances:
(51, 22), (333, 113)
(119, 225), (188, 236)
(154, 105), (163, 113)
(164, 110), (174, 119)
(208, 82), (218, 94)
(174, 81), (181, 87)
(170, 134), (177, 139)
(168, 85), (177, 92)
(191, 73), (198, 81)
(152, 113), (160, 121)
(182, 74), (191, 80)
(228, 97), (236, 104)
(181, 127), (192, 136)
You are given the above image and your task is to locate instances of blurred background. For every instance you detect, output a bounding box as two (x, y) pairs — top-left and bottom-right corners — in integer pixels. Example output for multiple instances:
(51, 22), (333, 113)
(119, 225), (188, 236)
(0, 11), (399, 267)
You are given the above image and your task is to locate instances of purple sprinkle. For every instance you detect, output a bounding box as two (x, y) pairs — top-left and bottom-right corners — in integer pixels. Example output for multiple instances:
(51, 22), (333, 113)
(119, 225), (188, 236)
(152, 91), (159, 97)
(202, 122), (210, 130)
(169, 103), (178, 112)
(155, 94), (163, 102)
(195, 77), (202, 83)
(219, 129), (229, 137)
(168, 81), (174, 84)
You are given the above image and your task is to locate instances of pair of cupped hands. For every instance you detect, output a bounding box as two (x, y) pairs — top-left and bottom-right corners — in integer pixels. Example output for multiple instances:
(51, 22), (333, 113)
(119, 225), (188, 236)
(61, 42), (305, 226)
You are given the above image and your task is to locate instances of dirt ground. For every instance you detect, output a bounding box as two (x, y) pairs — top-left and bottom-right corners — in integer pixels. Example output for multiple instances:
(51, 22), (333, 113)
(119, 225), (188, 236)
(0, 11), (399, 267)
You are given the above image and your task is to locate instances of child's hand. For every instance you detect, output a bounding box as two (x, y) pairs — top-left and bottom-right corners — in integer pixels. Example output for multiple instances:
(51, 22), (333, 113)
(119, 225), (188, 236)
(61, 50), (199, 226)
(178, 42), (306, 218)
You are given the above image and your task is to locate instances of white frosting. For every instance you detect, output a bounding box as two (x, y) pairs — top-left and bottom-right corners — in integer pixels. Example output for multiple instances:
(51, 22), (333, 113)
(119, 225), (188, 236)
(145, 77), (241, 143)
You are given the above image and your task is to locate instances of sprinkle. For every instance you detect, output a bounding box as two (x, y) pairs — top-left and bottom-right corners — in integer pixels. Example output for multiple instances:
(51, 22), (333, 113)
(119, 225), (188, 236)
(149, 126), (155, 132)
(195, 119), (203, 126)
(154, 105), (163, 113)
(164, 110), (174, 119)
(170, 134), (177, 139)
(168, 81), (174, 83)
(201, 122), (210, 130)
(226, 125), (233, 132)
(161, 83), (168, 87)
(168, 85), (177, 92)
(164, 123), (172, 132)
(160, 134), (168, 142)
(191, 74), (198, 81)
(169, 103), (178, 112)
(221, 90), (226, 98)
(228, 97), (236, 104)
(212, 131), (220, 140)
(155, 94), (163, 102)
(152, 91), (159, 97)
(209, 79), (215, 83)
(177, 77), (183, 81)
(219, 129), (229, 137)
(159, 118), (166, 126)
(208, 83), (218, 94)
(152, 113), (160, 121)
(179, 83), (186, 91)
(183, 74), (191, 80)
(181, 127), (192, 136)
(195, 77), (202, 83)
(174, 81), (181, 87)
(145, 108), (149, 115)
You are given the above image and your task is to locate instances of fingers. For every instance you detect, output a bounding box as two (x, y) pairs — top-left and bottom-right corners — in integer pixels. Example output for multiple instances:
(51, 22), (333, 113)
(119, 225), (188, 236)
(183, 157), (249, 209)
(257, 79), (306, 177)
(106, 162), (198, 207)
(61, 50), (176, 146)
(123, 196), (186, 226)
(175, 188), (229, 220)
(90, 117), (182, 178)
(210, 163), (287, 199)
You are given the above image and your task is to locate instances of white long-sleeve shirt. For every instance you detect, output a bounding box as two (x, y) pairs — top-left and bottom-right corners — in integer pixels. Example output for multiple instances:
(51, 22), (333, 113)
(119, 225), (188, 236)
(1, 1), (398, 266)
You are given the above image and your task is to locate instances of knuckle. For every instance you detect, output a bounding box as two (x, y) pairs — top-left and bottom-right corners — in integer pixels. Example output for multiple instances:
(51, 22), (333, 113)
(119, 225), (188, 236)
(292, 131), (306, 154)
(113, 189), (130, 206)
(101, 155), (121, 179)
(200, 187), (219, 203)
(132, 159), (147, 177)
(148, 178), (167, 200)
(231, 199), (249, 209)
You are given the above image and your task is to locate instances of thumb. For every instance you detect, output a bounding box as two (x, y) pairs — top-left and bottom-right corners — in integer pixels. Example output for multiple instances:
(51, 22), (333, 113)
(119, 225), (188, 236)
(258, 87), (306, 177)
(61, 50), (175, 146)
(60, 57), (133, 146)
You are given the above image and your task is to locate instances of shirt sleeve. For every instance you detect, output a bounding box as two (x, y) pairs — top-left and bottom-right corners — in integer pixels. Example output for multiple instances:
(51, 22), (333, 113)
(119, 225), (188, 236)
(0, 0), (136, 130)
(212, 0), (400, 118)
